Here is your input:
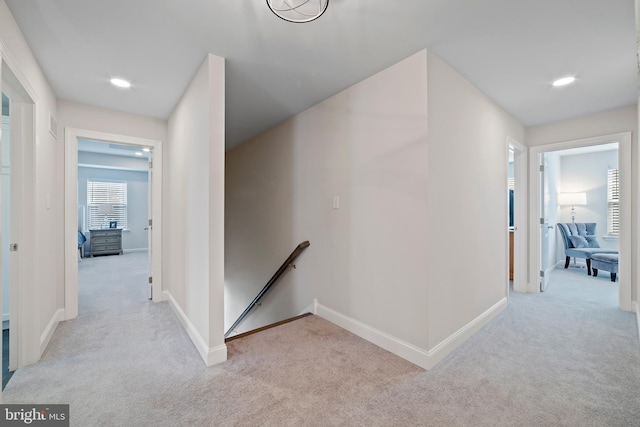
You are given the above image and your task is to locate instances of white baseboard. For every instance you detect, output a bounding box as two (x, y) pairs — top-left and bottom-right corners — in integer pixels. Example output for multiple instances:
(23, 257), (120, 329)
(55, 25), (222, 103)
(40, 308), (65, 356)
(164, 291), (227, 367)
(315, 297), (508, 370)
(300, 300), (317, 316)
(426, 298), (508, 367)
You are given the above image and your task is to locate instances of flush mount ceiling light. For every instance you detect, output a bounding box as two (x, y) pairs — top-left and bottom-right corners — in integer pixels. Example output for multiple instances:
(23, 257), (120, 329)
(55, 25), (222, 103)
(110, 77), (131, 88)
(552, 76), (576, 87)
(267, 0), (328, 23)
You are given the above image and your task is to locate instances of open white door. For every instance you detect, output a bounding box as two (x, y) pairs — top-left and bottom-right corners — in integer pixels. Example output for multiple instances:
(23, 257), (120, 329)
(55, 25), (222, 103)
(539, 153), (552, 292)
(2, 88), (26, 375)
(146, 150), (153, 300)
(1, 57), (37, 375)
(0, 96), (7, 384)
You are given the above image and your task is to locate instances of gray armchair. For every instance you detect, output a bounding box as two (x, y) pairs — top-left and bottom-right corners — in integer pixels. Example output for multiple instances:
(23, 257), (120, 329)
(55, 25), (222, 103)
(556, 223), (617, 275)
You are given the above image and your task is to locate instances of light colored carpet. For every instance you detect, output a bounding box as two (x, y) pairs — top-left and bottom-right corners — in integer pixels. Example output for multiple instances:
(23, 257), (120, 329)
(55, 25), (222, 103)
(3, 257), (639, 426)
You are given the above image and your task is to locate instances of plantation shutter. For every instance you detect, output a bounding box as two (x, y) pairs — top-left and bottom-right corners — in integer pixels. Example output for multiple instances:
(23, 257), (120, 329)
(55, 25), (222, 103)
(607, 168), (619, 236)
(87, 180), (128, 229)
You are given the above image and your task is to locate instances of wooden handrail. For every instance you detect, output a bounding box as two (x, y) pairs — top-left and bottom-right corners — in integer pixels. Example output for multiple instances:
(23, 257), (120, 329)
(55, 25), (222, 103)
(224, 241), (310, 338)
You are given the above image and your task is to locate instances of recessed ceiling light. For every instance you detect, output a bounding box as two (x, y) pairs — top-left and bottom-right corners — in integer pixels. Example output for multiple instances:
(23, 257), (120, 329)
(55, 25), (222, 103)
(552, 76), (575, 87)
(135, 152), (143, 156)
(110, 78), (131, 88)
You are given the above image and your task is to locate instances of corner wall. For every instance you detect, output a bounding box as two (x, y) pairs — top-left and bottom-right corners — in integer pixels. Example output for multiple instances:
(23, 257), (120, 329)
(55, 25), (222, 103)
(226, 50), (525, 369)
(165, 54), (226, 366)
(425, 52), (525, 349)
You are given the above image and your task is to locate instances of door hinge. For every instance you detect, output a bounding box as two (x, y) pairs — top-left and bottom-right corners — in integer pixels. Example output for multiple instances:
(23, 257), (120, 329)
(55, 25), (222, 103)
(9, 243), (18, 252)
(540, 217), (545, 225)
(148, 219), (153, 227)
(148, 276), (153, 284)
(149, 161), (153, 169)
(540, 270), (545, 278)
(539, 165), (544, 172)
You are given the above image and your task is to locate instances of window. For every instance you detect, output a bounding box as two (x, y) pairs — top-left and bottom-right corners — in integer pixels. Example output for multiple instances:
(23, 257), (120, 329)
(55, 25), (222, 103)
(607, 168), (619, 236)
(87, 180), (127, 229)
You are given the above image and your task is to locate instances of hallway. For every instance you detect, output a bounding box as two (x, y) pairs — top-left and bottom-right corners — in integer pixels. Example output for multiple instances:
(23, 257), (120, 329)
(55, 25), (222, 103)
(3, 258), (639, 426)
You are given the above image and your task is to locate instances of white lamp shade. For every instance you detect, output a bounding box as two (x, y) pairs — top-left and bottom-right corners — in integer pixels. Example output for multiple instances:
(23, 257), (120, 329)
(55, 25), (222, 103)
(97, 203), (114, 215)
(558, 192), (587, 206)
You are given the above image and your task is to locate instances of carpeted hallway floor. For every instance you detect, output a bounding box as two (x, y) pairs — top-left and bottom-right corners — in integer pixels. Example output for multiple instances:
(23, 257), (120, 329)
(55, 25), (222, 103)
(3, 254), (639, 426)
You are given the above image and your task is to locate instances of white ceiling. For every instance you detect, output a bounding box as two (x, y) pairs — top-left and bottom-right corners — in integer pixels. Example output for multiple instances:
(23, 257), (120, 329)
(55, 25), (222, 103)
(5, 0), (638, 150)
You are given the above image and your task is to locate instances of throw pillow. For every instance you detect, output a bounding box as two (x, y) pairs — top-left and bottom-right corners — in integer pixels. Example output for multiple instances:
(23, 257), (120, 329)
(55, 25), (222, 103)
(585, 235), (600, 248)
(569, 235), (589, 248)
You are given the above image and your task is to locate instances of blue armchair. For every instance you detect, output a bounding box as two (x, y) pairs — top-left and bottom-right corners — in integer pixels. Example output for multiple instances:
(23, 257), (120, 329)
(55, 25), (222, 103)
(556, 223), (617, 275)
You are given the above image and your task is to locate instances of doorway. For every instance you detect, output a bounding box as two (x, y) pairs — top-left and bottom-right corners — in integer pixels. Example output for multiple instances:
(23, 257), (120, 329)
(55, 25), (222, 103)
(0, 56), (37, 381)
(529, 132), (632, 310)
(64, 129), (163, 321)
(77, 139), (153, 313)
(1, 92), (12, 389)
(508, 137), (527, 295)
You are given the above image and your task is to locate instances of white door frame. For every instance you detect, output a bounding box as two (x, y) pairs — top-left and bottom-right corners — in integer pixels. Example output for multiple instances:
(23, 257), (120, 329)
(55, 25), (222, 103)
(529, 132), (632, 311)
(0, 42), (39, 370)
(64, 128), (163, 320)
(508, 137), (528, 294)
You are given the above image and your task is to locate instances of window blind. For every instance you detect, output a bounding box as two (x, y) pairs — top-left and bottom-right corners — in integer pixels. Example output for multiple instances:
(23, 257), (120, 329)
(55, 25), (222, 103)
(607, 168), (619, 236)
(87, 180), (128, 229)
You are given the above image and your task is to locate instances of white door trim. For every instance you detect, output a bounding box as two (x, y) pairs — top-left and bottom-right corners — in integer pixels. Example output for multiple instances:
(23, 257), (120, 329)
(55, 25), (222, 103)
(64, 128), (163, 320)
(0, 41), (38, 104)
(1, 45), (39, 370)
(528, 132), (632, 311)
(508, 137), (528, 294)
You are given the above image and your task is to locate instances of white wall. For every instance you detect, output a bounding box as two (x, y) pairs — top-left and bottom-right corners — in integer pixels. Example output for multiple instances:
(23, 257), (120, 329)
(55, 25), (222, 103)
(424, 52), (525, 349)
(57, 100), (167, 143)
(636, 0), (640, 333)
(527, 106), (637, 303)
(165, 54), (226, 366)
(226, 50), (525, 368)
(1, 0), (60, 365)
(227, 50), (430, 343)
